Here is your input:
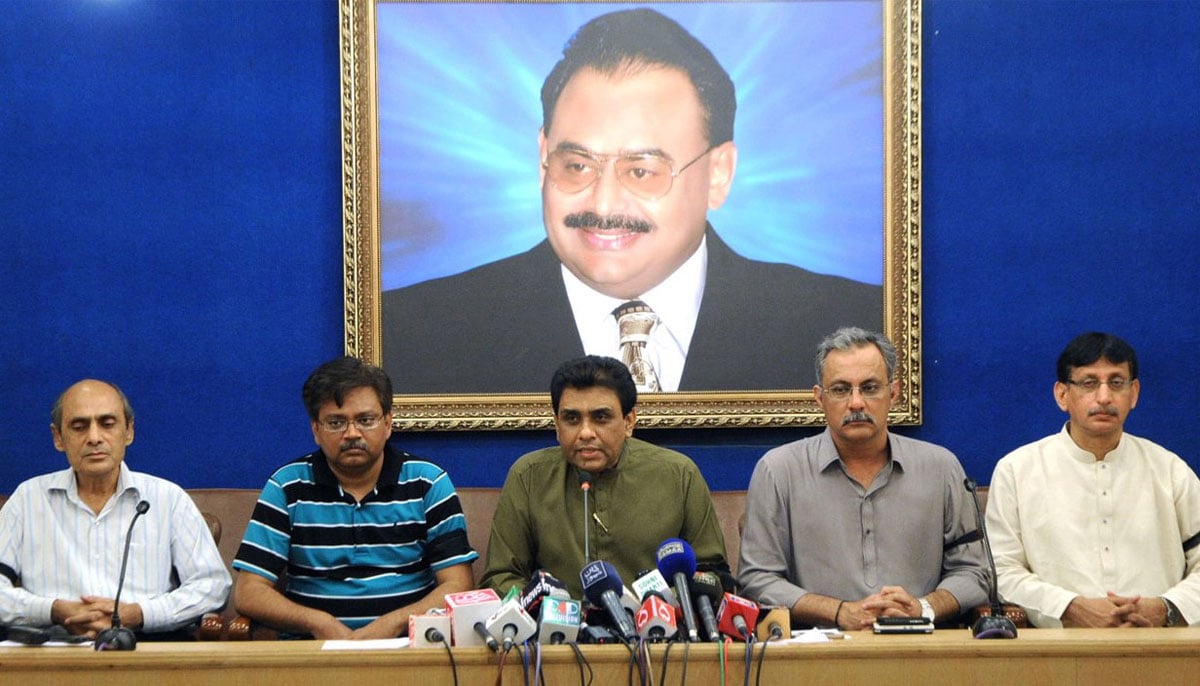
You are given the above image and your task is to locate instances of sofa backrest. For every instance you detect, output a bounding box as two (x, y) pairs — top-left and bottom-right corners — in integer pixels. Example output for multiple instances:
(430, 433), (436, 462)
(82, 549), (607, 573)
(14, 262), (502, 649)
(1, 486), (989, 588)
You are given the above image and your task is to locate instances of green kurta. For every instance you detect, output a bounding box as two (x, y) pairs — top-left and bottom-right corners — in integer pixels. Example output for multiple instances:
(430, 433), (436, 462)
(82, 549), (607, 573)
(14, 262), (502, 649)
(480, 437), (729, 599)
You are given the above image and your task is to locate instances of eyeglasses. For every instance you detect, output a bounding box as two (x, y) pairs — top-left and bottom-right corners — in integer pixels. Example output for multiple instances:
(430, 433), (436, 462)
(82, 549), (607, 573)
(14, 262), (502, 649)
(542, 145), (713, 200)
(317, 415), (385, 433)
(818, 382), (889, 402)
(1064, 378), (1133, 394)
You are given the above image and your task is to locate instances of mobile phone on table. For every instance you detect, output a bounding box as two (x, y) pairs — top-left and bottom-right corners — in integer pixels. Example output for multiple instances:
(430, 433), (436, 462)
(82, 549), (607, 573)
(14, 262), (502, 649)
(872, 616), (934, 634)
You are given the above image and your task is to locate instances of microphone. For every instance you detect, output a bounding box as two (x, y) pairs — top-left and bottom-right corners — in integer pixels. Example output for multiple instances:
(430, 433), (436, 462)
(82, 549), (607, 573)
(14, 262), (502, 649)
(655, 538), (701, 642)
(717, 592), (759, 642)
(755, 606), (792, 642)
(520, 570), (570, 617)
(689, 570), (724, 642)
(445, 588), (502, 647)
(964, 478), (1018, 639)
(408, 611), (452, 648)
(578, 469), (593, 564)
(635, 591), (678, 641)
(473, 620), (500, 651)
(485, 598), (538, 651)
(538, 596), (582, 645)
(631, 568), (679, 607)
(580, 560), (637, 641)
(94, 499), (150, 651)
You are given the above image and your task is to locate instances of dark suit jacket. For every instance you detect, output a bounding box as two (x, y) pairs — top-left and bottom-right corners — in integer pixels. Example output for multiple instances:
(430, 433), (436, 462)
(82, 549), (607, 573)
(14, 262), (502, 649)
(381, 228), (882, 393)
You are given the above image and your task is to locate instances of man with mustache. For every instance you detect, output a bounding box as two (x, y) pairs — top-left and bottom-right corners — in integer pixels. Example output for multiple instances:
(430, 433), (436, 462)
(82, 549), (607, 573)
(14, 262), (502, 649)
(985, 332), (1200, 627)
(480, 355), (729, 599)
(738, 328), (987, 629)
(231, 357), (476, 638)
(380, 8), (880, 394)
(0, 380), (231, 640)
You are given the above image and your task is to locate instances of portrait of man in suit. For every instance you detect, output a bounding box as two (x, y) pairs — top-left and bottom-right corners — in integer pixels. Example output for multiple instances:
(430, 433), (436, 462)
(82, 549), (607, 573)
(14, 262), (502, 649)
(378, 5), (884, 394)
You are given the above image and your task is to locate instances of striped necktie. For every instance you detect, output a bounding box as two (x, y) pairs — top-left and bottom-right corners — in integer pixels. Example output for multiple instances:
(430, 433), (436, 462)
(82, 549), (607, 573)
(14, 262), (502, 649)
(614, 300), (661, 392)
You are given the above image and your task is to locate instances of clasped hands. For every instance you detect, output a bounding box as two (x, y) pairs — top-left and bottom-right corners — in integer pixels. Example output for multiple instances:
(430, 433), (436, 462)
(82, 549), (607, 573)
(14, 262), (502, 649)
(1062, 592), (1168, 628)
(51, 596), (143, 638)
(838, 585), (923, 630)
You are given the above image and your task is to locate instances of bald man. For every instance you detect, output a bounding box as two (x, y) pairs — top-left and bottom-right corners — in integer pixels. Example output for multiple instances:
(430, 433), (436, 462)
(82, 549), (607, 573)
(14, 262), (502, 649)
(0, 380), (230, 639)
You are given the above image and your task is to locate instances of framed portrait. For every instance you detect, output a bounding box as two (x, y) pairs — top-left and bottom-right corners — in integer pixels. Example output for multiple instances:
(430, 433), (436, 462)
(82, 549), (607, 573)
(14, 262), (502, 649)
(339, 0), (922, 430)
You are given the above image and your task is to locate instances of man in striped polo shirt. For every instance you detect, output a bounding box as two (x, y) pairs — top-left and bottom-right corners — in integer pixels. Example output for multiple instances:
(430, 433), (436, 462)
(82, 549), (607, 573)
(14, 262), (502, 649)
(232, 357), (476, 639)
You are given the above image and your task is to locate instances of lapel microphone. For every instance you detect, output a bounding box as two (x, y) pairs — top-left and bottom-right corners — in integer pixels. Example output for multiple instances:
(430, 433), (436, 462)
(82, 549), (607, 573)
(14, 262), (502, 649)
(94, 500), (150, 651)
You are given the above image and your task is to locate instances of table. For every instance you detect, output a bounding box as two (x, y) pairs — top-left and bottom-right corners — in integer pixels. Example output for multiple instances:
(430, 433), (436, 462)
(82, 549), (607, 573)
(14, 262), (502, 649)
(2, 629), (1199, 685)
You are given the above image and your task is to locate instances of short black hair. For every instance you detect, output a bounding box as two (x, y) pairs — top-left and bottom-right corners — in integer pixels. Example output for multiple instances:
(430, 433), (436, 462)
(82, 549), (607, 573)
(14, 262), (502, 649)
(302, 356), (393, 421)
(541, 8), (736, 147)
(1056, 332), (1138, 382)
(550, 355), (637, 416)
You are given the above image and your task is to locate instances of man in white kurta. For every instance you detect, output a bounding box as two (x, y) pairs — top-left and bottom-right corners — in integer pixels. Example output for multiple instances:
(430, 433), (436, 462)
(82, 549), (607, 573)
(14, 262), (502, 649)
(986, 332), (1200, 627)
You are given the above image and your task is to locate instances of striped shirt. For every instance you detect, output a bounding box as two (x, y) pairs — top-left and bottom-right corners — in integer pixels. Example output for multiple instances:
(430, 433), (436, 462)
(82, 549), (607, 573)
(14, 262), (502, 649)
(0, 464), (232, 632)
(232, 446), (477, 630)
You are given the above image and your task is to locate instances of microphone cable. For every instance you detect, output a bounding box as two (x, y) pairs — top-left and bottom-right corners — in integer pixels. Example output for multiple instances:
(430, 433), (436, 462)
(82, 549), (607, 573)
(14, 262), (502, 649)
(430, 628), (459, 686)
(519, 640), (531, 686)
(741, 634), (754, 686)
(658, 638), (675, 686)
(532, 641), (544, 686)
(567, 640), (594, 686)
(754, 638), (769, 686)
(717, 636), (732, 686)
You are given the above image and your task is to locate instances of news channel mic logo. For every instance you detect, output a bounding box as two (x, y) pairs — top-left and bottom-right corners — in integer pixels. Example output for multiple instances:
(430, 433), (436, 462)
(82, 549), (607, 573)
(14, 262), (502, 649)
(580, 560), (608, 586)
(656, 540), (685, 562)
(543, 597), (582, 623)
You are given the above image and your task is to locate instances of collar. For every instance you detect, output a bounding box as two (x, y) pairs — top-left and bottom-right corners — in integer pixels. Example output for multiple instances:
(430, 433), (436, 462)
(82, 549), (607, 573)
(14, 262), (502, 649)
(310, 444), (405, 492)
(577, 439), (631, 486)
(816, 427), (903, 473)
(1058, 421), (1127, 464)
(47, 463), (139, 510)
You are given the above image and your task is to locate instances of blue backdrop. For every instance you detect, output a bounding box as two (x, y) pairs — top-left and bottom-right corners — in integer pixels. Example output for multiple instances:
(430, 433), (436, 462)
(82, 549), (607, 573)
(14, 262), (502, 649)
(1, 0), (1198, 496)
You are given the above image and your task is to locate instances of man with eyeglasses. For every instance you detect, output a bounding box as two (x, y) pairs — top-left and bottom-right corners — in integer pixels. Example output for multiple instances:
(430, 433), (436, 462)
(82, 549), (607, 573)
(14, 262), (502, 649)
(231, 356), (476, 638)
(738, 327), (987, 629)
(380, 8), (880, 393)
(985, 332), (1200, 628)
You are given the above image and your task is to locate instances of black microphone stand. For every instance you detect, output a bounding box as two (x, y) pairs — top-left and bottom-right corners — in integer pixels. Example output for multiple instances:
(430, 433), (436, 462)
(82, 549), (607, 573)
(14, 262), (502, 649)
(94, 500), (150, 651)
(964, 479), (1017, 639)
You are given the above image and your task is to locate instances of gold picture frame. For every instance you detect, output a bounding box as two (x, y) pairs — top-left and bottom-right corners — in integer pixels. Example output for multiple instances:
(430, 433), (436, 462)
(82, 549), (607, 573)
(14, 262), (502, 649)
(339, 0), (922, 431)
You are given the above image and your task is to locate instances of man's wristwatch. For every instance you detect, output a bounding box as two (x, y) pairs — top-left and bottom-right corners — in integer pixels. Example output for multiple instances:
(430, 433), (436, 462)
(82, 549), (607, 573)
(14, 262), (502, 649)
(1163, 597), (1181, 627)
(919, 597), (936, 621)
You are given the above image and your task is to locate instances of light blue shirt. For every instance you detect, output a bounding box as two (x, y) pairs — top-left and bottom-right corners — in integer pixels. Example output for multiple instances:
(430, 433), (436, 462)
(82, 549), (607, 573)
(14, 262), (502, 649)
(0, 463), (231, 632)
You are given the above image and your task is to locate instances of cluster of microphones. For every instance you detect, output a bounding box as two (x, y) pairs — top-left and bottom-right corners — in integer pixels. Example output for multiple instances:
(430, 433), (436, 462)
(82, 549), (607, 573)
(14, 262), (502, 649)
(408, 538), (790, 649)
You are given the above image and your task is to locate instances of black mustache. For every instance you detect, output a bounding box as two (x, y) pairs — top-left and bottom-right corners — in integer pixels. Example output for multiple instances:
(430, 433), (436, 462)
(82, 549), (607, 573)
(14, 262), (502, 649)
(339, 439), (369, 452)
(564, 212), (652, 233)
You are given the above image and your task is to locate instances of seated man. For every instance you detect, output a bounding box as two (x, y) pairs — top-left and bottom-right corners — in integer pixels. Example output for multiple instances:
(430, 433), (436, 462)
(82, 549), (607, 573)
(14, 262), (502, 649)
(987, 332), (1200, 627)
(232, 357), (476, 639)
(0, 380), (231, 639)
(738, 328), (987, 629)
(480, 355), (729, 598)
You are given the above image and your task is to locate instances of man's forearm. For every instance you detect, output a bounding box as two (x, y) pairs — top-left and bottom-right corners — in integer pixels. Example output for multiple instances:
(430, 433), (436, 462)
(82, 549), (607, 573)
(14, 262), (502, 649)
(234, 579), (345, 637)
(355, 572), (475, 639)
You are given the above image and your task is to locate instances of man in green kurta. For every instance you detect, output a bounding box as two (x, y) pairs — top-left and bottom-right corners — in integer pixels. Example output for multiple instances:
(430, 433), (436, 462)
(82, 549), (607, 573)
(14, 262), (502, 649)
(480, 356), (729, 599)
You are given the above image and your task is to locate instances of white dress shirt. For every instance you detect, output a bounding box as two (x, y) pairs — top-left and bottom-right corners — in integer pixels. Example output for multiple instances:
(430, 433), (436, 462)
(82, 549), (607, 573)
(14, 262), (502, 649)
(0, 463), (231, 632)
(986, 425), (1200, 627)
(563, 235), (707, 392)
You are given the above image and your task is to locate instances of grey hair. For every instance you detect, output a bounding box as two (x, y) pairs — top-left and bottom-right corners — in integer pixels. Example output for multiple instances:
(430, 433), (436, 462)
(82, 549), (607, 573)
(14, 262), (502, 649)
(814, 327), (897, 384)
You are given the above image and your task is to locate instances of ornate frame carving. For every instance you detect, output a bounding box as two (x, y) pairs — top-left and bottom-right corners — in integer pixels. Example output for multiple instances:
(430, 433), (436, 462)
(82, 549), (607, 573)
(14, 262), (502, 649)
(339, 0), (922, 430)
